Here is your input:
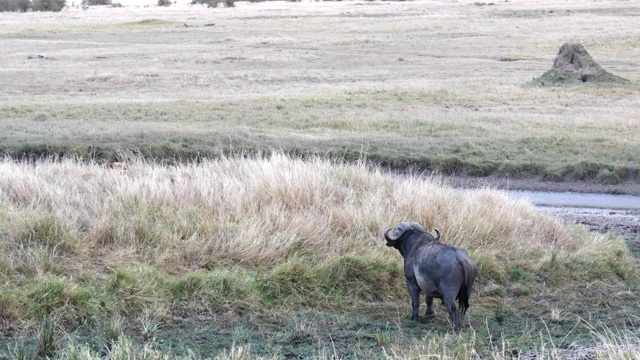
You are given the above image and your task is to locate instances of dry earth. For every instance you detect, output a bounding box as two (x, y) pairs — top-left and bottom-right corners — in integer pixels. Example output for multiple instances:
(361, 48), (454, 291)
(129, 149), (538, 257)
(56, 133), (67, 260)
(539, 206), (640, 243)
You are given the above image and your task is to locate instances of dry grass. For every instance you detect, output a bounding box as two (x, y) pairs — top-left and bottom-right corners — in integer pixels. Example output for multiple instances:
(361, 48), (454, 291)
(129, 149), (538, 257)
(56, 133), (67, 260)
(0, 0), (639, 178)
(0, 155), (624, 276)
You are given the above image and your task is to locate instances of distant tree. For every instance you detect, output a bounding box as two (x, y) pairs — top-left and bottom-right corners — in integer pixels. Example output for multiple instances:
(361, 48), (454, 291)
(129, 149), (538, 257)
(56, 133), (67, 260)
(32, 0), (66, 11)
(81, 0), (110, 5)
(0, 0), (22, 11)
(0, 0), (65, 11)
(191, 0), (233, 7)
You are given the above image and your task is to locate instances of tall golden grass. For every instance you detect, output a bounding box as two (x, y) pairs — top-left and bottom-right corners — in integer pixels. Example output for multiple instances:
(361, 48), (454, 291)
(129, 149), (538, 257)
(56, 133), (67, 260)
(0, 154), (630, 280)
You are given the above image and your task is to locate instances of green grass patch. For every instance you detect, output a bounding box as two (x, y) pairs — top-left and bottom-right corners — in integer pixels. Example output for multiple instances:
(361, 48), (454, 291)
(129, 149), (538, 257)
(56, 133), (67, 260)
(26, 277), (98, 328)
(2, 95), (640, 184)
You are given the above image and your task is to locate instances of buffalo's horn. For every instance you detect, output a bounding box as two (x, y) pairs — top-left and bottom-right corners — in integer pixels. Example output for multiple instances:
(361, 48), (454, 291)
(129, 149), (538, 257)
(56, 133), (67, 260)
(385, 222), (413, 241)
(410, 222), (424, 232)
(432, 229), (440, 241)
(383, 228), (397, 242)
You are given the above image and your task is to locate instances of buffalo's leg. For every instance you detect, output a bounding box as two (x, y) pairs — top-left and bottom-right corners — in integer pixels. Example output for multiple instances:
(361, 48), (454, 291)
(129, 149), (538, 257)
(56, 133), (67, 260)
(425, 296), (434, 316)
(407, 281), (421, 321)
(442, 294), (459, 332)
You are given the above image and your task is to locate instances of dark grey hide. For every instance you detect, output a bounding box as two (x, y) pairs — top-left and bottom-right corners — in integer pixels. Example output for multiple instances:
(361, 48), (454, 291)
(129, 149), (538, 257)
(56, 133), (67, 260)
(384, 222), (477, 332)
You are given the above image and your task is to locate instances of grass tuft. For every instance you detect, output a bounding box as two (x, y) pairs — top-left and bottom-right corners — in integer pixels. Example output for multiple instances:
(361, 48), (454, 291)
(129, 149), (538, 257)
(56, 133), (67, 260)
(104, 315), (124, 347)
(324, 255), (403, 302)
(3, 339), (32, 360)
(27, 277), (95, 328)
(258, 258), (325, 304)
(36, 315), (58, 358)
(106, 267), (169, 317)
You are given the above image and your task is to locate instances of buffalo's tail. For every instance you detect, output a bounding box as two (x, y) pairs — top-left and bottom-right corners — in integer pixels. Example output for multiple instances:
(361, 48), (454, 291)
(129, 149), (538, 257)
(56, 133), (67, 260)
(457, 256), (477, 316)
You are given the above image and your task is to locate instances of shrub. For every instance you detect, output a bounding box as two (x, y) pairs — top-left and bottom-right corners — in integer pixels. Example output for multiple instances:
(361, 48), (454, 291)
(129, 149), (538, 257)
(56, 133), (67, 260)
(0, 0), (65, 11)
(157, 0), (170, 6)
(0, 0), (30, 11)
(31, 0), (65, 11)
(81, 0), (110, 5)
(191, 0), (233, 7)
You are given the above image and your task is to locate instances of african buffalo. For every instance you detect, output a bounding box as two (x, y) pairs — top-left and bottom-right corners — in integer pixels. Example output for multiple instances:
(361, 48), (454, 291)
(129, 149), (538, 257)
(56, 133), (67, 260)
(384, 222), (477, 332)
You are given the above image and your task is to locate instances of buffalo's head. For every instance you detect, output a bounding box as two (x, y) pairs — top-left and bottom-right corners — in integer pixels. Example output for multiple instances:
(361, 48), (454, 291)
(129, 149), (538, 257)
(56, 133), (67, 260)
(383, 221), (439, 247)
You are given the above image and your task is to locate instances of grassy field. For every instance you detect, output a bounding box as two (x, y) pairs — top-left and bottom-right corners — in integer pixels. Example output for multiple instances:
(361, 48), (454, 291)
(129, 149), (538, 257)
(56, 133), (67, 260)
(1, 0), (640, 182)
(1, 0), (640, 358)
(0, 156), (638, 358)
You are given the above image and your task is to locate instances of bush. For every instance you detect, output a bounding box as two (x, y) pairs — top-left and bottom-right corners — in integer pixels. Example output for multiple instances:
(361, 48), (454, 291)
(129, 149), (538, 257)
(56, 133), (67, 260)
(191, 0), (213, 6)
(0, 0), (30, 11)
(0, 0), (65, 11)
(31, 0), (65, 11)
(191, 0), (233, 7)
(81, 0), (110, 5)
(157, 0), (171, 6)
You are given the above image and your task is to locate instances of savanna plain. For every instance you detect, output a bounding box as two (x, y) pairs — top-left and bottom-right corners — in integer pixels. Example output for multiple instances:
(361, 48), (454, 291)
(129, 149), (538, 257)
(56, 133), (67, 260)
(0, 0), (639, 358)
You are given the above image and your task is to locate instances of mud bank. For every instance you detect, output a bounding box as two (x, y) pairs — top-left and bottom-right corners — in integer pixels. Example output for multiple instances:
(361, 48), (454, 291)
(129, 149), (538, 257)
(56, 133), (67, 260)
(539, 206), (640, 242)
(445, 176), (640, 196)
(447, 176), (640, 245)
